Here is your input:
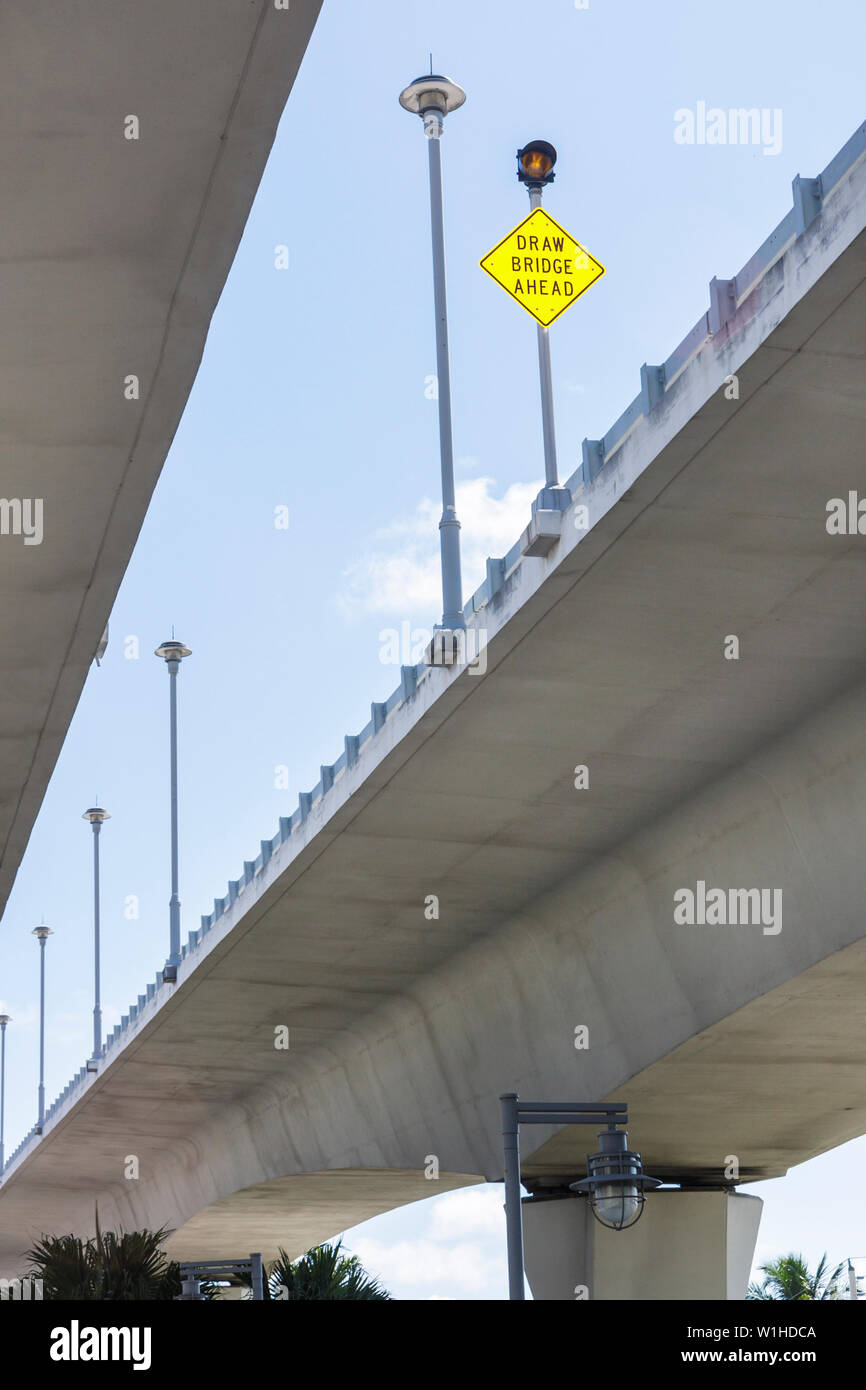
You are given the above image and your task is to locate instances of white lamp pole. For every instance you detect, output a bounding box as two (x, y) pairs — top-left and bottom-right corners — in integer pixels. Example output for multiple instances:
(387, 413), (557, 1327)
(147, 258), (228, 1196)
(155, 639), (192, 982)
(83, 806), (110, 1060)
(399, 70), (467, 641)
(32, 926), (53, 1130)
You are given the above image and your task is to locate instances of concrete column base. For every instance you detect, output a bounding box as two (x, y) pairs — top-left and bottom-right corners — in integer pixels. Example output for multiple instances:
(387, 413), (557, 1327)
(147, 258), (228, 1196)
(523, 1189), (762, 1300)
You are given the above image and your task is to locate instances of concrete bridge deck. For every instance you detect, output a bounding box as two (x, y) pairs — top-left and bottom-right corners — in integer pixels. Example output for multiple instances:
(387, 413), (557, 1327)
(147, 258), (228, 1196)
(0, 0), (322, 918)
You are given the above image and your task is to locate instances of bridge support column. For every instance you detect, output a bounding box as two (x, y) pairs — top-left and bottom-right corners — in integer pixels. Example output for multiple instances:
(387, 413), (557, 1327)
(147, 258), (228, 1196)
(523, 1189), (762, 1301)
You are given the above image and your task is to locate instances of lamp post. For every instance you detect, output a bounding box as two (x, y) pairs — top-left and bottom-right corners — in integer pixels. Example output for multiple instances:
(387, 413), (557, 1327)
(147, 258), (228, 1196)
(516, 140), (569, 512)
(847, 1258), (865, 1301)
(399, 71), (466, 651)
(499, 1093), (661, 1300)
(82, 806), (110, 1063)
(0, 1015), (10, 1174)
(155, 639), (192, 983)
(32, 926), (53, 1131)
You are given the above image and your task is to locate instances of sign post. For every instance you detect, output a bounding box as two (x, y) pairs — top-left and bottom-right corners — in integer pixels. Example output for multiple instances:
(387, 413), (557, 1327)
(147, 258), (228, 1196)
(480, 143), (605, 512)
(531, 189), (562, 502)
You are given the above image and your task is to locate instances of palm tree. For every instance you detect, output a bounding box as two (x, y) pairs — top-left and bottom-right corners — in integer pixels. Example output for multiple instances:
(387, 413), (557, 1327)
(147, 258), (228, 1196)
(24, 1232), (96, 1301)
(747, 1252), (845, 1301)
(243, 1240), (391, 1301)
(25, 1213), (217, 1301)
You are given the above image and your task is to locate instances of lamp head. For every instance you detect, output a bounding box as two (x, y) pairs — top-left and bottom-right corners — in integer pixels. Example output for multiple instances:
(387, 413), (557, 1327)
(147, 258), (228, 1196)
(569, 1126), (662, 1230)
(32, 925), (54, 941)
(82, 807), (110, 824)
(517, 139), (557, 186)
(399, 73), (466, 118)
(0, 1015), (11, 1026)
(154, 640), (192, 662)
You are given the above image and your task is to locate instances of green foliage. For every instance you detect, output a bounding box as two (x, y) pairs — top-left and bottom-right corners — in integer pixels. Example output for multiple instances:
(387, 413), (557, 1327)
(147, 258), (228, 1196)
(747, 1252), (845, 1301)
(242, 1240), (391, 1301)
(26, 1214), (386, 1302)
(24, 1215), (216, 1301)
(24, 1232), (95, 1302)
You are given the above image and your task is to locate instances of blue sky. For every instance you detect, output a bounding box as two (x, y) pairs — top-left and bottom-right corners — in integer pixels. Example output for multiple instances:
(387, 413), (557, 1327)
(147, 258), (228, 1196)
(1, 0), (865, 1299)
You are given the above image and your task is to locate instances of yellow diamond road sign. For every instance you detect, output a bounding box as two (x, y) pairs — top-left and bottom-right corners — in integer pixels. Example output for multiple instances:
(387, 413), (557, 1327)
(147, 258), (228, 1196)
(479, 206), (605, 327)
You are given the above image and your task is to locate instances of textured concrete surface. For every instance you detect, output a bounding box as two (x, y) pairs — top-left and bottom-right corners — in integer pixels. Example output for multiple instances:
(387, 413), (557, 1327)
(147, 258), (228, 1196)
(0, 0), (322, 918)
(523, 1192), (763, 1300)
(0, 120), (863, 1281)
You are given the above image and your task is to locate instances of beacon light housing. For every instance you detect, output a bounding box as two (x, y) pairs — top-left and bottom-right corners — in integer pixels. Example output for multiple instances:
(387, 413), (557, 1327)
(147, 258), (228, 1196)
(569, 1126), (662, 1230)
(517, 139), (557, 186)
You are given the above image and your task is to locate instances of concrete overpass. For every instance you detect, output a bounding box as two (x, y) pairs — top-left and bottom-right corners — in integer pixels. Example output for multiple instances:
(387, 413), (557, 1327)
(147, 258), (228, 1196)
(0, 0), (322, 918)
(0, 119), (864, 1299)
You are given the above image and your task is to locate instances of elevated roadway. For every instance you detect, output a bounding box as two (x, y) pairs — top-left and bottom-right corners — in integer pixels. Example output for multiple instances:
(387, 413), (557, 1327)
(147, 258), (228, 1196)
(0, 118), (864, 1295)
(0, 0), (322, 916)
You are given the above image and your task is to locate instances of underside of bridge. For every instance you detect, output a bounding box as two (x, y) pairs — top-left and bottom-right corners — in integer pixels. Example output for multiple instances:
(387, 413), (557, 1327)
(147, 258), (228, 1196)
(0, 0), (322, 917)
(0, 117), (864, 1283)
(162, 1170), (482, 1266)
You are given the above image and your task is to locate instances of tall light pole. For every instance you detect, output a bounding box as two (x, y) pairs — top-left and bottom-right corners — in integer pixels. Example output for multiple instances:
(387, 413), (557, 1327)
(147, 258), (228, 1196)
(82, 806), (110, 1062)
(32, 926), (53, 1131)
(155, 639), (192, 983)
(399, 71), (466, 647)
(516, 140), (569, 511)
(0, 1014), (10, 1174)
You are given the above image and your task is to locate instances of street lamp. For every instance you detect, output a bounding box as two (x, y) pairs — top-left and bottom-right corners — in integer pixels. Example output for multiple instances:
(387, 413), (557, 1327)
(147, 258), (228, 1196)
(32, 926), (53, 1131)
(500, 1093), (661, 1299)
(0, 1014), (10, 1174)
(569, 1123), (662, 1229)
(515, 138), (568, 511)
(399, 70), (466, 656)
(154, 639), (192, 983)
(82, 806), (110, 1065)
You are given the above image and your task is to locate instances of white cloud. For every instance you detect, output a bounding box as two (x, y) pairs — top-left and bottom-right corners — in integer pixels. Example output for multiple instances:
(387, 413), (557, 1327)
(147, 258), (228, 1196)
(427, 1186), (506, 1241)
(340, 1186), (509, 1299)
(335, 476), (541, 619)
(346, 1236), (501, 1295)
